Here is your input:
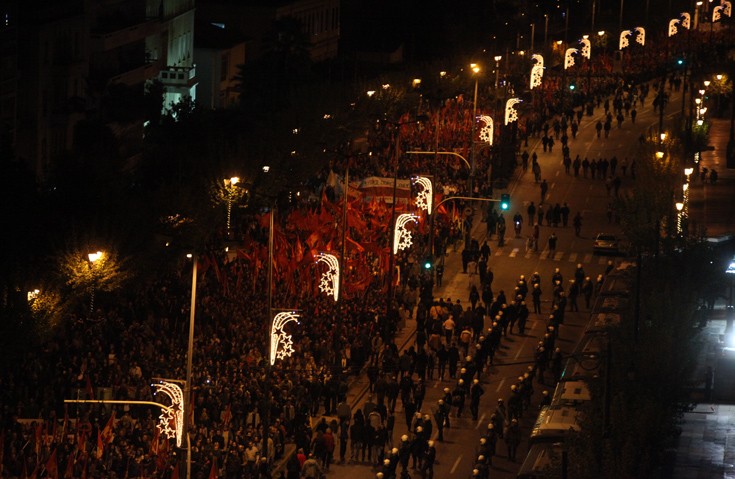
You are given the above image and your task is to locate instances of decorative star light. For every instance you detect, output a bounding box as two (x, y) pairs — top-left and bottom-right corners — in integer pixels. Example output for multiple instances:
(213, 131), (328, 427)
(393, 214), (419, 254)
(681, 12), (691, 28)
(152, 381), (184, 447)
(505, 98), (521, 125)
(724, 2), (732, 17)
(580, 38), (591, 59)
(270, 312), (300, 365)
(531, 54), (544, 69)
(634, 27), (645, 46)
(619, 30), (631, 50)
(479, 116), (494, 145)
(713, 5), (723, 22)
(316, 253), (340, 301)
(530, 65), (543, 90)
(564, 48), (579, 69)
(669, 19), (680, 36)
(413, 177), (433, 212)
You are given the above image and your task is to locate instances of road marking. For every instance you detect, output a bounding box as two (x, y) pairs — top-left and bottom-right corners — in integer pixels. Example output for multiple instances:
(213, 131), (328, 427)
(495, 248), (504, 256)
(495, 378), (506, 392)
(451, 455), (463, 474)
(514, 340), (525, 360)
(583, 253), (593, 263)
(555, 170), (560, 177)
(540, 250), (549, 260)
(525, 250), (533, 259)
(509, 248), (519, 257)
(475, 413), (486, 430)
(568, 253), (577, 262)
(553, 251), (563, 261)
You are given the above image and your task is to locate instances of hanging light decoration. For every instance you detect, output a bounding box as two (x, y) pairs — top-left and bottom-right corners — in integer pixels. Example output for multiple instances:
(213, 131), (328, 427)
(413, 176), (433, 213)
(393, 214), (419, 254)
(479, 116), (494, 145)
(505, 98), (521, 125)
(152, 381), (184, 447)
(270, 311), (300, 365)
(316, 253), (340, 301)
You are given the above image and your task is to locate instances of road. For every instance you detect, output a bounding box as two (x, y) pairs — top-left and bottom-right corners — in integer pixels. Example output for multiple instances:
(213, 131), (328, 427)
(313, 84), (684, 479)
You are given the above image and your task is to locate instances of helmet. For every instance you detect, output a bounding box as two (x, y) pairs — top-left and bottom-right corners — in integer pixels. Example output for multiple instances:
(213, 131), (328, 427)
(466, 356), (472, 362)
(523, 372), (530, 379)
(416, 412), (422, 418)
(428, 440), (434, 447)
(377, 473), (384, 479)
(527, 366), (534, 372)
(473, 469), (480, 476)
(586, 276), (591, 280)
(520, 275), (525, 280)
(444, 388), (450, 393)
(512, 418), (518, 423)
(385, 459), (392, 465)
(521, 301), (526, 305)
(458, 379), (464, 385)
(460, 368), (467, 374)
(555, 347), (561, 353)
(488, 424), (494, 430)
(577, 263), (582, 268)
(497, 398), (504, 403)
(542, 390), (549, 396)
(401, 435), (409, 442)
(555, 268), (560, 273)
(539, 347), (545, 352)
(438, 399), (444, 405)
(392, 448), (399, 455)
(478, 455), (485, 461)
(534, 271), (539, 276)
(511, 385), (517, 391)
(569, 279), (575, 283)
(517, 376), (524, 382)
(473, 379), (479, 384)
(416, 426), (423, 433)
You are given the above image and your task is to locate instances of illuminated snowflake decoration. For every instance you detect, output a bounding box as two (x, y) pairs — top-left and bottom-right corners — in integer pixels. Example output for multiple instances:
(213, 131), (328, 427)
(530, 65), (543, 90)
(505, 98), (521, 125)
(564, 48), (578, 69)
(478, 116), (494, 145)
(270, 312), (300, 365)
(393, 214), (419, 254)
(532, 54), (544, 69)
(669, 19), (680, 36)
(714, 5), (723, 22)
(152, 381), (184, 447)
(580, 38), (591, 59)
(634, 27), (645, 46)
(530, 55), (544, 90)
(724, 2), (732, 17)
(681, 12), (691, 28)
(619, 30), (631, 50)
(413, 177), (433, 212)
(316, 253), (340, 301)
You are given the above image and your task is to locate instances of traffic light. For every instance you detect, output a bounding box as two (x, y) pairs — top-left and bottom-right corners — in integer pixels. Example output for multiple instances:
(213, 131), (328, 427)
(676, 58), (684, 66)
(569, 83), (576, 91)
(500, 193), (510, 211)
(424, 257), (433, 270)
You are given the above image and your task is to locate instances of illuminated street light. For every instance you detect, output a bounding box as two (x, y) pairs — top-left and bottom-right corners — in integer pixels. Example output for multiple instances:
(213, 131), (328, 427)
(152, 381), (184, 447)
(367, 90), (375, 97)
(660, 133), (667, 142)
(87, 251), (103, 314)
(27, 289), (40, 302)
(676, 202), (684, 234)
(493, 56), (501, 88)
(656, 151), (665, 159)
(262, 165), (270, 173)
(412, 78), (422, 88)
(685, 167), (694, 176)
(224, 177), (240, 233)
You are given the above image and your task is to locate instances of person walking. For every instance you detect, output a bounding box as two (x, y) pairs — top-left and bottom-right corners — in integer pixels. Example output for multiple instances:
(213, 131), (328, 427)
(573, 212), (582, 237)
(547, 233), (558, 253)
(540, 180), (548, 204)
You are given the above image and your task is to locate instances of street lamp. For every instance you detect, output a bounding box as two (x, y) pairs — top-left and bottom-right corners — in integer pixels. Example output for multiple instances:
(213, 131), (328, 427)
(493, 56), (502, 88)
(183, 252), (198, 479)
(675, 202), (684, 234)
(88, 251), (103, 314)
(224, 176), (240, 234)
(470, 63), (481, 201)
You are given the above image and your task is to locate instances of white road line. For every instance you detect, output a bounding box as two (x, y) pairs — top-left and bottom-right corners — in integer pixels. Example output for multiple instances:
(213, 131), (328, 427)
(514, 340), (525, 360)
(451, 455), (463, 474)
(568, 253), (577, 262)
(495, 378), (506, 392)
(495, 249), (504, 256)
(555, 170), (560, 177)
(475, 413), (486, 430)
(524, 250), (533, 259)
(540, 250), (549, 260)
(509, 248), (519, 257)
(553, 251), (563, 261)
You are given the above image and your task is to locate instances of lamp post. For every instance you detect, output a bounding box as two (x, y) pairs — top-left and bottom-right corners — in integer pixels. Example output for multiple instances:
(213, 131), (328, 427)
(87, 251), (103, 314)
(675, 202), (684, 235)
(493, 57), (501, 89)
(224, 176), (240, 236)
(470, 63), (481, 205)
(184, 252), (197, 479)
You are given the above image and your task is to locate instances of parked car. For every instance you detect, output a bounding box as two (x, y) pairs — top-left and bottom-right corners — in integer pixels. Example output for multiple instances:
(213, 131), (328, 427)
(593, 233), (620, 254)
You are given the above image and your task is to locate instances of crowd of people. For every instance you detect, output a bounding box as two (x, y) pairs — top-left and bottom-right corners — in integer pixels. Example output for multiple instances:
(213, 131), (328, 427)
(0, 23), (704, 479)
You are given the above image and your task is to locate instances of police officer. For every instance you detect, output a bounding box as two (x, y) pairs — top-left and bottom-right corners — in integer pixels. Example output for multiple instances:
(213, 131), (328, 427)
(470, 379), (485, 420)
(421, 440), (436, 478)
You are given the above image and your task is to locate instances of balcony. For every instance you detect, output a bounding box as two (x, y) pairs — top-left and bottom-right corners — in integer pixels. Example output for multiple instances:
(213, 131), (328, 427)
(158, 65), (196, 89)
(90, 18), (162, 53)
(108, 58), (164, 87)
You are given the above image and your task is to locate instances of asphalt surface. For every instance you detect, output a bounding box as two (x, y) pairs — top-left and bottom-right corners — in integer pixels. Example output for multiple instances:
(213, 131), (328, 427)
(306, 83), (686, 479)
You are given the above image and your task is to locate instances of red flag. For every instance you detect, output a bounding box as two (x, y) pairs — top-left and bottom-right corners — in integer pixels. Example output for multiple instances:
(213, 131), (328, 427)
(84, 375), (94, 400)
(101, 411), (116, 446)
(63, 450), (75, 479)
(45, 449), (58, 479)
(96, 430), (104, 459)
(77, 431), (87, 455)
(171, 463), (180, 479)
(29, 464), (39, 479)
(80, 455), (88, 479)
(208, 458), (218, 479)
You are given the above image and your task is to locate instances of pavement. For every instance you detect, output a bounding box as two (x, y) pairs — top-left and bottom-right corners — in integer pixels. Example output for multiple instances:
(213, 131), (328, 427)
(273, 86), (735, 478)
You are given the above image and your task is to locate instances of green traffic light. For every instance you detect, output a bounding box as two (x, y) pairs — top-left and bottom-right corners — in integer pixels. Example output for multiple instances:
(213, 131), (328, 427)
(424, 262), (432, 269)
(500, 193), (510, 210)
